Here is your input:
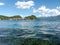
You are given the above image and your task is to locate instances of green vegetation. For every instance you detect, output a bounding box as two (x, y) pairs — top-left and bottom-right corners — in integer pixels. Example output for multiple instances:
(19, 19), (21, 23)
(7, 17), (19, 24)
(0, 15), (22, 20)
(9, 15), (22, 20)
(0, 15), (8, 20)
(2, 38), (59, 45)
(0, 15), (37, 20)
(24, 15), (37, 20)
(10, 15), (22, 18)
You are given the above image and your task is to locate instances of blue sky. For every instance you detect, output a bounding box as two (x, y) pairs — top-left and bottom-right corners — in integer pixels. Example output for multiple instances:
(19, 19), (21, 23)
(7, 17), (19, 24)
(0, 0), (60, 17)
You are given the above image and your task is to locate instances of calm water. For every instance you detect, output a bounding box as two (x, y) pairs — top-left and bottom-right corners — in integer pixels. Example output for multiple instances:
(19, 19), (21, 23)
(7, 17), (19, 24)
(0, 20), (60, 45)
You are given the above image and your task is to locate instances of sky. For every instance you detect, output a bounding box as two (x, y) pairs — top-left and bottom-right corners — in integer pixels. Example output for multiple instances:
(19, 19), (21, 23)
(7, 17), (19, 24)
(0, 0), (60, 17)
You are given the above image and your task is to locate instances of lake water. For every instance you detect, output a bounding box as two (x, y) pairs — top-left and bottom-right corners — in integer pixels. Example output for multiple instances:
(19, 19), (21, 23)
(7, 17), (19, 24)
(0, 20), (60, 45)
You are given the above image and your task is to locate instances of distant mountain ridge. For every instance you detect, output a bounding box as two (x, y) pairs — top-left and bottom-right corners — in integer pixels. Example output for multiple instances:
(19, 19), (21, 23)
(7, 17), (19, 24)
(39, 15), (60, 21)
(0, 15), (60, 20)
(0, 15), (37, 20)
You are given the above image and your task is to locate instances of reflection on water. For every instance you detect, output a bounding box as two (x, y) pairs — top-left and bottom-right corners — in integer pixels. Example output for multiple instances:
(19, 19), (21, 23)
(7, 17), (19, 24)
(0, 20), (60, 45)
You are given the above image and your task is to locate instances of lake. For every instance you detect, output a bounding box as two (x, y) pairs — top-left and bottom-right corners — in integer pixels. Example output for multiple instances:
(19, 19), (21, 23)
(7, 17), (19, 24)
(0, 20), (60, 45)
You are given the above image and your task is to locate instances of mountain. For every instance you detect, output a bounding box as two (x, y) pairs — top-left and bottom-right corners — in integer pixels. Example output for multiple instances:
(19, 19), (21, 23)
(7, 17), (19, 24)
(0, 15), (38, 20)
(0, 15), (22, 20)
(39, 15), (60, 21)
(9, 15), (22, 20)
(24, 15), (38, 20)
(0, 15), (8, 20)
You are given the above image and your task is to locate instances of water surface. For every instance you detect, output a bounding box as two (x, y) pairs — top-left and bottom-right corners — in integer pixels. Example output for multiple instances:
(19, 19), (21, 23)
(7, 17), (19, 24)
(0, 20), (60, 45)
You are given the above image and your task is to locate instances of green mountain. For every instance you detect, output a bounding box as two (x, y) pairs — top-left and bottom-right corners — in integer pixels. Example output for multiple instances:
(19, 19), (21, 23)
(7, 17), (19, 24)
(0, 15), (22, 20)
(0, 15), (37, 20)
(24, 15), (37, 20)
(10, 15), (22, 18)
(0, 15), (8, 20)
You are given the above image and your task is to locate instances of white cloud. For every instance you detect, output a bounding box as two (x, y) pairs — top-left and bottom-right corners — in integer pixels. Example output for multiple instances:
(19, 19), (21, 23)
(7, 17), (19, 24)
(33, 6), (60, 17)
(0, 2), (5, 6)
(56, 6), (60, 10)
(15, 1), (34, 9)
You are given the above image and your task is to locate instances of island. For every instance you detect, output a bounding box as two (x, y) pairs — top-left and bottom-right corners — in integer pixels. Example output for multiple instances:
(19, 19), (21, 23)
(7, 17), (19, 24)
(24, 15), (38, 20)
(9, 15), (22, 20)
(0, 15), (38, 20)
